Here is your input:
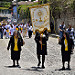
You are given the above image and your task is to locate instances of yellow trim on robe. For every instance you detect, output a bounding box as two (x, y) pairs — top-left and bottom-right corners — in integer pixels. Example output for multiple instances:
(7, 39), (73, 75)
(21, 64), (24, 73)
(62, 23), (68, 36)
(14, 37), (19, 51)
(6, 30), (9, 32)
(65, 38), (68, 51)
(16, 28), (18, 31)
(21, 28), (23, 31)
(9, 33), (10, 35)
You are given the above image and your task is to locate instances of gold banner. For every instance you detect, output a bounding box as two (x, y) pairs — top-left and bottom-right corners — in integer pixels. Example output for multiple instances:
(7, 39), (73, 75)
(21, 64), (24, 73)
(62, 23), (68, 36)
(29, 3), (51, 34)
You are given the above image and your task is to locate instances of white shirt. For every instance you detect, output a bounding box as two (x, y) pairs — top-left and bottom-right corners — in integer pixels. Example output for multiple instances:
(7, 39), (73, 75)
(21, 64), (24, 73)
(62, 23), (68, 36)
(5, 25), (8, 29)
(66, 28), (74, 39)
(13, 25), (16, 30)
(20, 24), (23, 28)
(10, 27), (14, 35)
(28, 26), (32, 31)
(23, 24), (27, 30)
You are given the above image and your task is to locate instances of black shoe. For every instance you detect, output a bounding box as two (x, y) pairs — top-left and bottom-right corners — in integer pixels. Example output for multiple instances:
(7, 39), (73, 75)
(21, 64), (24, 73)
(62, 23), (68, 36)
(16, 64), (21, 68)
(37, 62), (41, 67)
(61, 67), (65, 70)
(12, 65), (16, 67)
(42, 65), (45, 69)
(66, 66), (71, 70)
(66, 67), (71, 70)
(17, 64), (19, 67)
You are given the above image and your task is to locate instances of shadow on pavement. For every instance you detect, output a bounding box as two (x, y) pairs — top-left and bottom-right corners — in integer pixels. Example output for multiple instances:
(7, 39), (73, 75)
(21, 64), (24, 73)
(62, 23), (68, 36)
(4, 65), (21, 68)
(55, 68), (71, 71)
(21, 66), (44, 72)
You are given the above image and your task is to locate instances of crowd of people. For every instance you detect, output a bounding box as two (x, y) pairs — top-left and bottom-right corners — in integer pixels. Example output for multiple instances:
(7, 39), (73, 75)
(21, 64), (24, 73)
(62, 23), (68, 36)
(0, 22), (33, 39)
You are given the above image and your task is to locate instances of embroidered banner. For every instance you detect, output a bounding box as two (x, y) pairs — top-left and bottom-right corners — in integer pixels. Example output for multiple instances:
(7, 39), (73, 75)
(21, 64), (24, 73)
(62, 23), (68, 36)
(29, 4), (50, 34)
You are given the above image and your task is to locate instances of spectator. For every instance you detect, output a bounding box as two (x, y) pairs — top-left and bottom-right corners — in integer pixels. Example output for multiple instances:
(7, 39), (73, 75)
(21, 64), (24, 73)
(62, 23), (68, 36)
(59, 22), (65, 39)
(66, 25), (74, 40)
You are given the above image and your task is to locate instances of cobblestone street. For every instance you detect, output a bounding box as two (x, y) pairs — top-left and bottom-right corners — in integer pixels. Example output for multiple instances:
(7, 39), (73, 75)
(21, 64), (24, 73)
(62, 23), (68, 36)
(0, 35), (75, 75)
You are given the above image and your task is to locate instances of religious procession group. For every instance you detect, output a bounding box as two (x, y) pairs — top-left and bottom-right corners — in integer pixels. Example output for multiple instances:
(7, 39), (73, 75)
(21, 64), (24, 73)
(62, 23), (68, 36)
(7, 27), (48, 69)
(0, 22), (33, 39)
(6, 22), (74, 70)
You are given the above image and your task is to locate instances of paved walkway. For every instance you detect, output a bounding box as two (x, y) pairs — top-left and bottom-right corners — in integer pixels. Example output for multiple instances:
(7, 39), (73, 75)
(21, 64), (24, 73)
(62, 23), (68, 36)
(0, 35), (75, 75)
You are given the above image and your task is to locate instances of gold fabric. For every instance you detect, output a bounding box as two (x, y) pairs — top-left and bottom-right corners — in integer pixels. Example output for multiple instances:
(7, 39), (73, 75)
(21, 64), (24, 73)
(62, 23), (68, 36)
(6, 30), (9, 32)
(14, 37), (18, 51)
(21, 28), (23, 31)
(65, 38), (68, 51)
(16, 28), (18, 31)
(29, 4), (50, 34)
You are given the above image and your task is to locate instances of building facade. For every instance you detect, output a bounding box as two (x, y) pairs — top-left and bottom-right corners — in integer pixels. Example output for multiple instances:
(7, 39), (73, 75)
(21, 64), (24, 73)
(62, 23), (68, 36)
(0, 1), (12, 21)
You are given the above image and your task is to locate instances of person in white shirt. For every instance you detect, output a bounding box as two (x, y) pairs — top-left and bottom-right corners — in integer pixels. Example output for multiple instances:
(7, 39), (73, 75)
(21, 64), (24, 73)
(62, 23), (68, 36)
(5, 27), (10, 39)
(10, 24), (14, 37)
(66, 25), (74, 40)
(20, 23), (23, 37)
(18, 24), (20, 31)
(22, 23), (27, 38)
(13, 24), (16, 30)
(7, 22), (10, 29)
(5, 24), (8, 29)
(4, 24), (8, 36)
(28, 23), (33, 38)
(59, 22), (65, 39)
(25, 23), (29, 37)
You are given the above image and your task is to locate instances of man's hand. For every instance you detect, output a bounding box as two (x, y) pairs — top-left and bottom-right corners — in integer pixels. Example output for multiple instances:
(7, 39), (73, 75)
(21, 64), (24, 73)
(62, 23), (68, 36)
(39, 41), (42, 44)
(40, 34), (43, 38)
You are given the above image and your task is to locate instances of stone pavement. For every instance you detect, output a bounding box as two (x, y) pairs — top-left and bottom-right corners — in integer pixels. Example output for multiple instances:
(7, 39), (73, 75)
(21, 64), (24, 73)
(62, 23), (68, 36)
(0, 35), (75, 75)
